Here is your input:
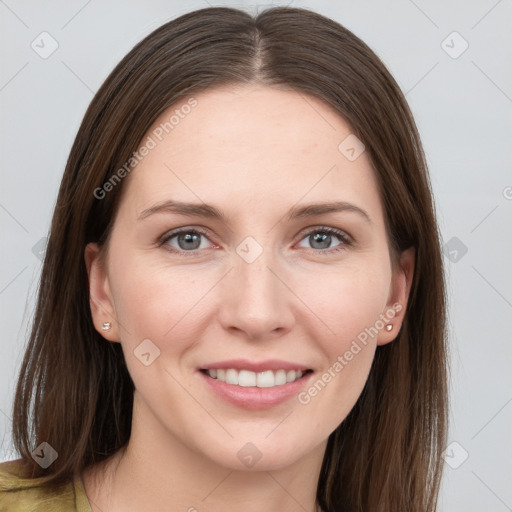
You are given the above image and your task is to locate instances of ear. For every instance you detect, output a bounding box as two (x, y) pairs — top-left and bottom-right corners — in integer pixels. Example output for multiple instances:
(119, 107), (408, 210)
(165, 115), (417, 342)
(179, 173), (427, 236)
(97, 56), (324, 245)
(84, 242), (120, 342)
(377, 246), (415, 346)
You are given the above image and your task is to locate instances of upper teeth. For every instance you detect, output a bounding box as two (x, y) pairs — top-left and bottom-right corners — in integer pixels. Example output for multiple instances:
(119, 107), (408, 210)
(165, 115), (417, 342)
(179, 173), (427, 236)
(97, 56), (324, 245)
(207, 368), (304, 388)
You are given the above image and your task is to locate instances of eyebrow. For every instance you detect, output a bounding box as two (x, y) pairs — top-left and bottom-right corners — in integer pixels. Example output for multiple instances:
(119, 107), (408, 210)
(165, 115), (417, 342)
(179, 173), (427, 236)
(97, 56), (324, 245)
(138, 199), (372, 224)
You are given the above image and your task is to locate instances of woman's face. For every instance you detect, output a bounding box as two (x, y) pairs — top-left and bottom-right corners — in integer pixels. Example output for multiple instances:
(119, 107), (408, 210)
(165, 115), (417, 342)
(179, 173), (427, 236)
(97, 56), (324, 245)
(86, 84), (413, 471)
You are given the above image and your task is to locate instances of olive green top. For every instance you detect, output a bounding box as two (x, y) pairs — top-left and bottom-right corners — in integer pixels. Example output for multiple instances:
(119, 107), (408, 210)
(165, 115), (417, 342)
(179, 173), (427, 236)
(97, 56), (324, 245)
(0, 459), (92, 511)
(1, 459), (326, 511)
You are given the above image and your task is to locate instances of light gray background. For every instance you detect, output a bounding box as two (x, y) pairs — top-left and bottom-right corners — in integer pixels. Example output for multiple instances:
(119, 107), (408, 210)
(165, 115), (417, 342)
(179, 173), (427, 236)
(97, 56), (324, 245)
(1, 1), (511, 510)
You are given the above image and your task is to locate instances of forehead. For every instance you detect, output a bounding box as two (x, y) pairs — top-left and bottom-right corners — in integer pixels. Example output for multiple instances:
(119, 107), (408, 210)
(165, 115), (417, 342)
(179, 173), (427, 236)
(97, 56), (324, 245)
(120, 85), (383, 223)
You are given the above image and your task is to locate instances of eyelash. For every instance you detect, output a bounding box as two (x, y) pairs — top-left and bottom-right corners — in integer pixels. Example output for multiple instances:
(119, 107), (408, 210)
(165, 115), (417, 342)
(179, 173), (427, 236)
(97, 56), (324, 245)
(159, 226), (353, 257)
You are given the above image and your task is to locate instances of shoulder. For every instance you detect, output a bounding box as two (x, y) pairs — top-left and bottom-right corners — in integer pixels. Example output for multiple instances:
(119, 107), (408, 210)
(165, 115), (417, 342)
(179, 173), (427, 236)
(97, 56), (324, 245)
(0, 459), (80, 511)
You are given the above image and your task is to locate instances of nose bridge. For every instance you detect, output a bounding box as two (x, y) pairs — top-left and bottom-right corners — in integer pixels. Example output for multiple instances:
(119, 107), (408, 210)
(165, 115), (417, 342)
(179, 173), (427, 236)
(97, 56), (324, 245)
(220, 233), (293, 337)
(235, 234), (280, 304)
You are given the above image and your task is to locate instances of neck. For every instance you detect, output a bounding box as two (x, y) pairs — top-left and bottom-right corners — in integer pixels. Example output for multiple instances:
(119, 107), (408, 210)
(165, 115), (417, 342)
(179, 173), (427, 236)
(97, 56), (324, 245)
(83, 395), (326, 512)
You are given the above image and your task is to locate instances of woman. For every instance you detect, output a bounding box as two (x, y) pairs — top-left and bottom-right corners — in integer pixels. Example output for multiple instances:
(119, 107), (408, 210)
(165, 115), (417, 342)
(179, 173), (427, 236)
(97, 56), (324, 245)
(0, 5), (448, 512)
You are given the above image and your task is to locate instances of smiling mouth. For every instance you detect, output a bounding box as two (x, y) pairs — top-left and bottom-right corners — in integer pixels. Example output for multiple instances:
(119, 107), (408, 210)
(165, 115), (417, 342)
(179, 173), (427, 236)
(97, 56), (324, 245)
(200, 368), (314, 388)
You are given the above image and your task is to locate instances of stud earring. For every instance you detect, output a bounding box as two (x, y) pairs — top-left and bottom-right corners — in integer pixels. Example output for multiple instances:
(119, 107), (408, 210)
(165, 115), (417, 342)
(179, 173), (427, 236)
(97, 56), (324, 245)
(101, 322), (112, 331)
(385, 324), (393, 331)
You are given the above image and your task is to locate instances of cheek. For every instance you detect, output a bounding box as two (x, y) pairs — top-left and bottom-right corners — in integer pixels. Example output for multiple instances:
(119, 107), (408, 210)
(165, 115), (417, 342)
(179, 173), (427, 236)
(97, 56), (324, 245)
(293, 264), (389, 420)
(107, 258), (209, 394)
(108, 253), (206, 349)
(305, 262), (390, 343)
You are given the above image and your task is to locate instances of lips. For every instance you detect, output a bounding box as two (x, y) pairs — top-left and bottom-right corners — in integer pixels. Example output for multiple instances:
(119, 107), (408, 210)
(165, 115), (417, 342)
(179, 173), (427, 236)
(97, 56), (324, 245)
(196, 358), (314, 408)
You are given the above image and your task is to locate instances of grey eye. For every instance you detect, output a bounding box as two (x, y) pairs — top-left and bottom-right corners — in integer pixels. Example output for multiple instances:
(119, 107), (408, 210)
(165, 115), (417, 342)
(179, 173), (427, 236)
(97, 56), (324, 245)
(165, 230), (210, 251)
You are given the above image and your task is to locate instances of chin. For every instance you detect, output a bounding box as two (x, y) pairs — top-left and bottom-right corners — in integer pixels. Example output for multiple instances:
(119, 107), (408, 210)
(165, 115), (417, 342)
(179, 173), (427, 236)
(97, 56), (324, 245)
(199, 438), (313, 472)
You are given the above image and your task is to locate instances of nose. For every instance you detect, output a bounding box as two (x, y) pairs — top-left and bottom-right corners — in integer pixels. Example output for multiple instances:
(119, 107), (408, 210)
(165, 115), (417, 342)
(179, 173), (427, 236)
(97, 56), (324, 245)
(217, 246), (295, 341)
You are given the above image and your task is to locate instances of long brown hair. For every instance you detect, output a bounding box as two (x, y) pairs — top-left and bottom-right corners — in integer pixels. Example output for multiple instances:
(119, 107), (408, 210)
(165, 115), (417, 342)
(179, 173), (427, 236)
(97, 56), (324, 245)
(8, 6), (448, 511)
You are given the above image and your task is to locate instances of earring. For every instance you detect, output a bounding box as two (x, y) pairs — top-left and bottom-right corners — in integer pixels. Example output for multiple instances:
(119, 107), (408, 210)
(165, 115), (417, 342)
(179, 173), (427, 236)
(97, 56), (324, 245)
(385, 324), (393, 331)
(101, 322), (112, 331)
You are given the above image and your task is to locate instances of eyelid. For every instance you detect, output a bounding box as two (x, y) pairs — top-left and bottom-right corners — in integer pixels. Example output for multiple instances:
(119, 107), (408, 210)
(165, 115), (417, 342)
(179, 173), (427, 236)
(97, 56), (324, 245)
(159, 226), (216, 251)
(295, 225), (353, 255)
(296, 225), (352, 243)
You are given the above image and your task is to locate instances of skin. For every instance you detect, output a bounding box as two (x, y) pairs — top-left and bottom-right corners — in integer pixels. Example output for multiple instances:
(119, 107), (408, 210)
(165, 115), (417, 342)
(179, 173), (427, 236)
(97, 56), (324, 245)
(83, 84), (414, 512)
